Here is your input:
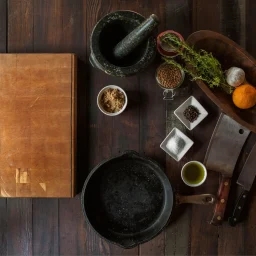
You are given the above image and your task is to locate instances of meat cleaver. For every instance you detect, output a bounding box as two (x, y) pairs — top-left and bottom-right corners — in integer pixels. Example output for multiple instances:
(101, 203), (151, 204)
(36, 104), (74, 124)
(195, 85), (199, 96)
(228, 142), (256, 226)
(204, 113), (250, 225)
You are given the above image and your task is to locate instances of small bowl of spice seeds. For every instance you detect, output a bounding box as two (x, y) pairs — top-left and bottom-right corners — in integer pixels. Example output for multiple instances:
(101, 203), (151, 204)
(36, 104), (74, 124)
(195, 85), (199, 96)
(97, 85), (128, 116)
(156, 63), (185, 100)
(174, 96), (208, 130)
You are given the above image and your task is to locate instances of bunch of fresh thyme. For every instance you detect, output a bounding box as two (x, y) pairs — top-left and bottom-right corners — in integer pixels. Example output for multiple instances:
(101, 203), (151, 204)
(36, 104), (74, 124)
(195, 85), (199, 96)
(161, 34), (233, 94)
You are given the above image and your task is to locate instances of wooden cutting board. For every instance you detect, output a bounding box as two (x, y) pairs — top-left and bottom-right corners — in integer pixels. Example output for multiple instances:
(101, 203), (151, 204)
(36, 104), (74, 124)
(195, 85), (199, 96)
(0, 54), (76, 198)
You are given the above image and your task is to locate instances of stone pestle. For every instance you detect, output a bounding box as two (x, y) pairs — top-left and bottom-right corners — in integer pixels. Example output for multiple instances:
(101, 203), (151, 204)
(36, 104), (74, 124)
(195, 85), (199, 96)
(113, 14), (159, 60)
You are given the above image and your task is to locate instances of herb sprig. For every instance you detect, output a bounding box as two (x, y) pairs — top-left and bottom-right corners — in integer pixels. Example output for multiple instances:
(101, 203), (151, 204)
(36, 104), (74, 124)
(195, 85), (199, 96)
(161, 34), (233, 94)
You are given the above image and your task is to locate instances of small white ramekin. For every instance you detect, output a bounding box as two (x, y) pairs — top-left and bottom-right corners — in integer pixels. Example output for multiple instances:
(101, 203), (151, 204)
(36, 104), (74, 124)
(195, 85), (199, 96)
(181, 161), (207, 187)
(97, 85), (128, 116)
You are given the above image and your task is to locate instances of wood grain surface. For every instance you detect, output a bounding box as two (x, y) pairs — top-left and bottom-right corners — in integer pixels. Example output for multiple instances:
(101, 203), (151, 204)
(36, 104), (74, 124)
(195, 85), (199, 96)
(0, 3), (7, 256)
(6, 3), (34, 256)
(0, 0), (256, 255)
(0, 53), (76, 198)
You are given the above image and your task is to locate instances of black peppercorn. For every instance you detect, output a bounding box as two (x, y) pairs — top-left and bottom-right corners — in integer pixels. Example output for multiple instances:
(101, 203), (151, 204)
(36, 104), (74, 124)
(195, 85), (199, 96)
(183, 105), (200, 122)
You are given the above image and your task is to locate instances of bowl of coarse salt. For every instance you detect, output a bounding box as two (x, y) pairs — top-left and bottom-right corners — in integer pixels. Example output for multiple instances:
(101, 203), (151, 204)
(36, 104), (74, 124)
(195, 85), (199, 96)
(160, 127), (194, 161)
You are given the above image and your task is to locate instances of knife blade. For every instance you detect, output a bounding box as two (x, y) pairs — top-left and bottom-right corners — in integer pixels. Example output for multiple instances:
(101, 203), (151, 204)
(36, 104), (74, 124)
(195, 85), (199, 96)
(228, 142), (256, 226)
(204, 113), (250, 225)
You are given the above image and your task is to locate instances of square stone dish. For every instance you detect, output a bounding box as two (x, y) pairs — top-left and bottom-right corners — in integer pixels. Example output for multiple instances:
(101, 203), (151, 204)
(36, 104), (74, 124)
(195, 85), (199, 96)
(174, 96), (208, 130)
(160, 128), (194, 161)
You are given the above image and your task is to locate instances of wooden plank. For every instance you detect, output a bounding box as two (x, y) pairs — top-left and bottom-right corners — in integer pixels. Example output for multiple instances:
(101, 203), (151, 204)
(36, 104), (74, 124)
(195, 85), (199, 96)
(243, 0), (256, 254)
(217, 134), (255, 256)
(8, 0), (34, 52)
(165, 89), (192, 256)
(33, 199), (59, 255)
(85, 0), (115, 253)
(246, 0), (256, 57)
(242, 134), (256, 256)
(218, 134), (256, 256)
(59, 196), (88, 255)
(0, 0), (7, 52)
(193, 0), (221, 32)
(32, 0), (62, 52)
(57, 0), (88, 254)
(7, 199), (32, 256)
(0, 199), (7, 256)
(190, 84), (220, 256)
(107, 2), (165, 255)
(85, 0), (140, 254)
(220, 0), (246, 48)
(30, 0), (86, 255)
(31, 1), (60, 255)
(192, 1), (248, 255)
(108, 4), (141, 255)
(0, 2), (7, 255)
(7, 1), (33, 255)
(137, 1), (166, 255)
(164, 1), (193, 255)
(110, 79), (140, 256)
(191, 2), (221, 255)
(217, 1), (246, 255)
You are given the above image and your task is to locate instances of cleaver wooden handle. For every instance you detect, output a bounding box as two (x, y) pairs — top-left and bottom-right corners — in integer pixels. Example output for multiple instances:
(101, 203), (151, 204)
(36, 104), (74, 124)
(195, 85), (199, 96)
(211, 176), (231, 226)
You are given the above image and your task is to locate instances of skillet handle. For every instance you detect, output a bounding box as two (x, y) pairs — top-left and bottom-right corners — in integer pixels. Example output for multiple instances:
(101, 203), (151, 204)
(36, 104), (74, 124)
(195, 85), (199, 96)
(176, 194), (216, 205)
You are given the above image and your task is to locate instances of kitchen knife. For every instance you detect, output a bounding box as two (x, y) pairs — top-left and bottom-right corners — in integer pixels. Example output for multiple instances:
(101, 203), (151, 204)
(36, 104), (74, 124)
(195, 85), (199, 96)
(228, 142), (256, 226)
(204, 113), (250, 226)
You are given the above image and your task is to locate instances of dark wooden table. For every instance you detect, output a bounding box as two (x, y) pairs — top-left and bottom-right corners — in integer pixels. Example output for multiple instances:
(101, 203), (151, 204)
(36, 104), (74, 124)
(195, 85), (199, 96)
(1, 0), (256, 255)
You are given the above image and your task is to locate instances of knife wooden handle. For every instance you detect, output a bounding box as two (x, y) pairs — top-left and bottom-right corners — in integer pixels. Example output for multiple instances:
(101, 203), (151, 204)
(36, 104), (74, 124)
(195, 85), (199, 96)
(228, 189), (249, 226)
(211, 176), (231, 226)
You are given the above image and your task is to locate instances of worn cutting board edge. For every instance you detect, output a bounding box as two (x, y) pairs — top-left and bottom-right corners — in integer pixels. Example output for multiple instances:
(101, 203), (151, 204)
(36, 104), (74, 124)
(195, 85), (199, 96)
(71, 54), (77, 198)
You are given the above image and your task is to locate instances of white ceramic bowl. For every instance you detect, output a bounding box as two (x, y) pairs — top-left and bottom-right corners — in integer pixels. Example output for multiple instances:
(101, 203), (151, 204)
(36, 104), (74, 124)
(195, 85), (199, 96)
(97, 85), (128, 116)
(174, 96), (208, 130)
(181, 161), (207, 187)
(160, 127), (194, 161)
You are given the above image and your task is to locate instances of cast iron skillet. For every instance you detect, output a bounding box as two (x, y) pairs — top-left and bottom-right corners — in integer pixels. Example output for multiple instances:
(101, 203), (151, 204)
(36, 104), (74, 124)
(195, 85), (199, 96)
(81, 151), (215, 248)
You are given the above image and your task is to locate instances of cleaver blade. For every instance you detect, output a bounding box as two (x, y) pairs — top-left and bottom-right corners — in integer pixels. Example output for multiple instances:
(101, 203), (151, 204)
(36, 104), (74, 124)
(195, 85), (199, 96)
(204, 113), (250, 225)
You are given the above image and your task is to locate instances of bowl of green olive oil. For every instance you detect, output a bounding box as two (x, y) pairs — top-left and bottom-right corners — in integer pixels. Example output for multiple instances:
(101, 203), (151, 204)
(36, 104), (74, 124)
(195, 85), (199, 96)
(181, 161), (207, 187)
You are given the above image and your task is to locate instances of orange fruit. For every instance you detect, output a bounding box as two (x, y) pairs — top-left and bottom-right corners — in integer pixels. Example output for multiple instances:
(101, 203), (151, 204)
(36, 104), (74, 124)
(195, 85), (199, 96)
(232, 84), (256, 109)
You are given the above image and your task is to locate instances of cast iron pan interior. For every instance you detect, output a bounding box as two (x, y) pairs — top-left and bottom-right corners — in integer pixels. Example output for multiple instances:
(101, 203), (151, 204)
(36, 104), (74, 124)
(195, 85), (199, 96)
(81, 151), (173, 248)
